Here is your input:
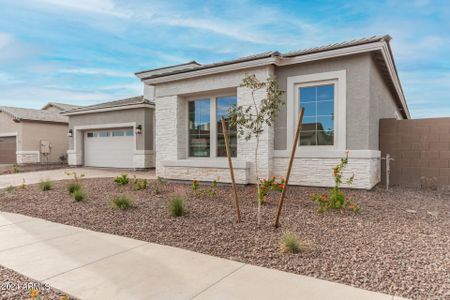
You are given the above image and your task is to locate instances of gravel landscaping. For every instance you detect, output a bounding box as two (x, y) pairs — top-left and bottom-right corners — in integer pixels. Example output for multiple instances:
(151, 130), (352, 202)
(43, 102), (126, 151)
(0, 178), (449, 299)
(0, 163), (66, 175)
(0, 265), (75, 300)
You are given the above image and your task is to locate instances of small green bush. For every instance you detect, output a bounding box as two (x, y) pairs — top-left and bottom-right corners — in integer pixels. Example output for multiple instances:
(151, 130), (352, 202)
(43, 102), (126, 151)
(112, 195), (133, 210)
(39, 180), (53, 191)
(73, 189), (87, 202)
(5, 185), (15, 193)
(280, 231), (304, 254)
(168, 196), (185, 217)
(133, 177), (148, 190)
(114, 174), (129, 185)
(67, 182), (81, 194)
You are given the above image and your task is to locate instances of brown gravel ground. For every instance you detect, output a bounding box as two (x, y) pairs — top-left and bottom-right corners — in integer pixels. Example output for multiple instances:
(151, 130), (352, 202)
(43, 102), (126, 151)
(0, 265), (76, 299)
(0, 163), (66, 175)
(0, 178), (449, 300)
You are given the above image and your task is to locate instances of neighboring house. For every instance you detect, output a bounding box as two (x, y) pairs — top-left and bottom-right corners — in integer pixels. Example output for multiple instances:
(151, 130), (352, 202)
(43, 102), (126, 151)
(64, 96), (155, 169)
(135, 35), (409, 189)
(0, 103), (76, 164)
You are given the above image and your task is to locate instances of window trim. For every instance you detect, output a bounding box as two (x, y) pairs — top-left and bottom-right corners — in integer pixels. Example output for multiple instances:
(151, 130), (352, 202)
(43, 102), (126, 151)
(286, 70), (346, 152)
(296, 80), (336, 147)
(186, 93), (237, 159)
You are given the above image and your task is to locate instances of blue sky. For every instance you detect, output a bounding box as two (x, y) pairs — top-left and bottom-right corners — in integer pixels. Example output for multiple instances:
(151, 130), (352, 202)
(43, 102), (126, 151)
(0, 0), (448, 118)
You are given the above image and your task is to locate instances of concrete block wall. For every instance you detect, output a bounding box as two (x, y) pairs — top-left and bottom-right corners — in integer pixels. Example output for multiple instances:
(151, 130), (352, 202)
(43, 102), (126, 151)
(380, 117), (450, 189)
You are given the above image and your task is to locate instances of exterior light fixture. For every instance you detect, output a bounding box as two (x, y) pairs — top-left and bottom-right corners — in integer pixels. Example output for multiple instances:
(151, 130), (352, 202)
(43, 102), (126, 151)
(67, 129), (73, 137)
(136, 125), (142, 134)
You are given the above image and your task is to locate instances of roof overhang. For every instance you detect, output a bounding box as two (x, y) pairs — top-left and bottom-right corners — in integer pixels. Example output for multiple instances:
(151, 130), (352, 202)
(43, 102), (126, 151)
(139, 40), (410, 119)
(62, 103), (155, 116)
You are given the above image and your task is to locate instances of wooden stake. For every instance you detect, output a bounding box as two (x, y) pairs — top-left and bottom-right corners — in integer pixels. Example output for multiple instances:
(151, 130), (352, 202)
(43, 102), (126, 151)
(221, 116), (241, 223)
(274, 107), (304, 228)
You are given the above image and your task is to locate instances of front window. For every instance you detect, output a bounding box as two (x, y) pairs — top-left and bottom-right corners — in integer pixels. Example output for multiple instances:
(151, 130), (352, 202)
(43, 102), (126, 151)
(216, 96), (237, 157)
(299, 84), (334, 146)
(189, 99), (211, 157)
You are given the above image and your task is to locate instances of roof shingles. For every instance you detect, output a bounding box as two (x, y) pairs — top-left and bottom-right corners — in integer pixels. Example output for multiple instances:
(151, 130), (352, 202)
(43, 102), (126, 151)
(0, 106), (68, 123)
(63, 96), (152, 114)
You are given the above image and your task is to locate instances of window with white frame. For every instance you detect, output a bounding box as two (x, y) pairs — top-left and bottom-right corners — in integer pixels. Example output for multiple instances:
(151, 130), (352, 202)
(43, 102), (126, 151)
(286, 70), (346, 151)
(188, 95), (237, 158)
(299, 84), (335, 146)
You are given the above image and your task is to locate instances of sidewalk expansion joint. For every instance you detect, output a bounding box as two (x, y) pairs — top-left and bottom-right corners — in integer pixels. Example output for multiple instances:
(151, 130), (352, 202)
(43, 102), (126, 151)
(190, 263), (246, 299)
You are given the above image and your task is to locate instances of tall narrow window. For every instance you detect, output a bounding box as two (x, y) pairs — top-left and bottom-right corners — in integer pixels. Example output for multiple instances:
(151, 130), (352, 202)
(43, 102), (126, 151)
(299, 84), (334, 146)
(216, 96), (237, 157)
(189, 99), (211, 157)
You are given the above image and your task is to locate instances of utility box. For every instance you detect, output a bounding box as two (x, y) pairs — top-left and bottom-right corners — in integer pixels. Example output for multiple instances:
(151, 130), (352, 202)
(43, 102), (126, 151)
(40, 140), (51, 155)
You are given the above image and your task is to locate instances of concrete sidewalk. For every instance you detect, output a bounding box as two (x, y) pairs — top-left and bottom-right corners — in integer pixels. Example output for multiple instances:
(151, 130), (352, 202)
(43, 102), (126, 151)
(0, 167), (155, 189)
(0, 212), (406, 300)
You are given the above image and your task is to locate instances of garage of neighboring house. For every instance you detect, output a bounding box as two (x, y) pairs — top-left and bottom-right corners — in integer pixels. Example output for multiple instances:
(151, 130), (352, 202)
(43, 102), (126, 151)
(64, 96), (155, 169)
(0, 103), (74, 164)
(0, 136), (17, 164)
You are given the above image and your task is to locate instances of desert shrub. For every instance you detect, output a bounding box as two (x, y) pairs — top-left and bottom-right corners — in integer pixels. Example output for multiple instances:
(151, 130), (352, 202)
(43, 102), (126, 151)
(39, 179), (52, 191)
(20, 178), (26, 189)
(5, 185), (15, 193)
(67, 182), (81, 194)
(258, 176), (285, 204)
(311, 152), (360, 213)
(12, 163), (19, 173)
(65, 171), (85, 184)
(192, 179), (199, 192)
(112, 195), (133, 210)
(133, 176), (148, 190)
(152, 177), (163, 194)
(114, 174), (129, 185)
(73, 189), (87, 202)
(168, 196), (185, 217)
(280, 231), (304, 254)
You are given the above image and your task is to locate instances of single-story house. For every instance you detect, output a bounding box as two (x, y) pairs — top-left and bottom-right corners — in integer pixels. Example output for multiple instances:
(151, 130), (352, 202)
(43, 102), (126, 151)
(135, 35), (409, 189)
(63, 96), (155, 169)
(0, 102), (78, 164)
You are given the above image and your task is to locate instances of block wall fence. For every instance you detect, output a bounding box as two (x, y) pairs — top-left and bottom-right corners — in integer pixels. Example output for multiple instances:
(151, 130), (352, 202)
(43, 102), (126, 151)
(379, 117), (450, 189)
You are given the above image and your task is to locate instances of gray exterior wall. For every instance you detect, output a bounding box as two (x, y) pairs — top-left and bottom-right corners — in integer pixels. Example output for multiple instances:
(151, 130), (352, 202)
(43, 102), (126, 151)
(68, 108), (153, 151)
(274, 53), (372, 150)
(368, 56), (401, 150)
(274, 53), (400, 151)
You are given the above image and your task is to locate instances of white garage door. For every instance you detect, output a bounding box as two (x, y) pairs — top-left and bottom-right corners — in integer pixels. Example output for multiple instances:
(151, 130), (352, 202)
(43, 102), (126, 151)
(84, 128), (134, 168)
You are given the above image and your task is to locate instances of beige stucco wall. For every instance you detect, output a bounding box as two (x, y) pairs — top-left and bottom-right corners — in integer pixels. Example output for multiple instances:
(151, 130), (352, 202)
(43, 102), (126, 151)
(21, 121), (68, 163)
(68, 108), (153, 151)
(0, 112), (23, 155)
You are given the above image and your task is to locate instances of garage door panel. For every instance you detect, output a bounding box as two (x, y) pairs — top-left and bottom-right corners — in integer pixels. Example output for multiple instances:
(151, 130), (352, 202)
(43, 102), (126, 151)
(84, 129), (134, 168)
(0, 136), (16, 164)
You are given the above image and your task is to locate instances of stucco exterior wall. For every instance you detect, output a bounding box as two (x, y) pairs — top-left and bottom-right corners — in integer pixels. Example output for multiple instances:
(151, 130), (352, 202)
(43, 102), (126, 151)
(274, 53), (372, 151)
(151, 55), (401, 189)
(368, 56), (402, 150)
(21, 121), (68, 163)
(68, 108), (152, 151)
(67, 107), (154, 169)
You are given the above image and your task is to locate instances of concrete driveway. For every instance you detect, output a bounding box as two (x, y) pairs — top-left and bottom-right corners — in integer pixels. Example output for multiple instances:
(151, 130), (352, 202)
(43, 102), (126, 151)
(0, 167), (155, 189)
(0, 212), (406, 300)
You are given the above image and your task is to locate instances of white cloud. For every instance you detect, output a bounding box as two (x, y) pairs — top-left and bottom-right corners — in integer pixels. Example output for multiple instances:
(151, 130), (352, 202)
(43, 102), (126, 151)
(30, 0), (131, 18)
(58, 68), (133, 78)
(0, 72), (22, 84)
(0, 32), (13, 49)
(0, 85), (132, 108)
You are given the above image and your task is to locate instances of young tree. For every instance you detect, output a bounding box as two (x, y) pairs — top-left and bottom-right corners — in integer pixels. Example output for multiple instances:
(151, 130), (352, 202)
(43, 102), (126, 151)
(228, 74), (284, 225)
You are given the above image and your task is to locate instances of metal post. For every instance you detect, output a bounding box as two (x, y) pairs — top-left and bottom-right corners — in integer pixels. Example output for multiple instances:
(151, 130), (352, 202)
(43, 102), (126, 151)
(382, 154), (394, 191)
